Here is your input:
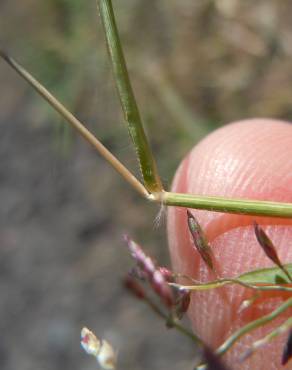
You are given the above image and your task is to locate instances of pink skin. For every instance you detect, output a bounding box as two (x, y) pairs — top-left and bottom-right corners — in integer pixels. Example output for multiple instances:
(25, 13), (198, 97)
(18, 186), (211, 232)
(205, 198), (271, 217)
(167, 119), (292, 369)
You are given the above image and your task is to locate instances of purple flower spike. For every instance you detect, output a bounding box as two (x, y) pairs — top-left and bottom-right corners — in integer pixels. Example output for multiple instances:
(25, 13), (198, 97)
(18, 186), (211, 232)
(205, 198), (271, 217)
(124, 235), (175, 308)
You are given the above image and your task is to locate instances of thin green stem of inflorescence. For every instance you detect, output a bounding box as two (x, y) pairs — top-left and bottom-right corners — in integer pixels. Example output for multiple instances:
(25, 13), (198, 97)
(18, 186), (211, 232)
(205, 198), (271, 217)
(1, 0), (292, 218)
(195, 298), (292, 369)
(216, 297), (292, 356)
(144, 295), (202, 345)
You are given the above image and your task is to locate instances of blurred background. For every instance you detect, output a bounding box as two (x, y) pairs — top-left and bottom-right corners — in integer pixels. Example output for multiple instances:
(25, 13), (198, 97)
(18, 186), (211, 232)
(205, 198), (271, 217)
(1, 0), (292, 369)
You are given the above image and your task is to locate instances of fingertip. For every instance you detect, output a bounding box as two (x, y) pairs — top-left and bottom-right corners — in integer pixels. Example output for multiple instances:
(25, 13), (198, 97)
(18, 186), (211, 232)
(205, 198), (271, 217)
(167, 119), (292, 368)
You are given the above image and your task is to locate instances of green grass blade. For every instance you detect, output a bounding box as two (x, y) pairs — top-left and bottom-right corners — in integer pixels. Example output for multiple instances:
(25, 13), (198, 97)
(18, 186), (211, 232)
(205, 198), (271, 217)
(97, 0), (163, 193)
(239, 263), (292, 285)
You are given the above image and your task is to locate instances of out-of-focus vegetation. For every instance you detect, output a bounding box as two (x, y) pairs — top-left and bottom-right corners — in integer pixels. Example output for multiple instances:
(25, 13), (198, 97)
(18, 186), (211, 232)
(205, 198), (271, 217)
(3, 0), (292, 181)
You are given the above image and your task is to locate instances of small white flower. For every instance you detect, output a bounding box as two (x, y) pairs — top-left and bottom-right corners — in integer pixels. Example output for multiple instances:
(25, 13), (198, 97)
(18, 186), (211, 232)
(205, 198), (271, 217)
(81, 327), (100, 357)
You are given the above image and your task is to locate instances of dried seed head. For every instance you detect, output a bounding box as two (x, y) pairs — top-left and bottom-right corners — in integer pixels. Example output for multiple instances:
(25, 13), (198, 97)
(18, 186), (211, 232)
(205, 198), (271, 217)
(201, 346), (231, 370)
(98, 339), (117, 370)
(124, 235), (156, 279)
(187, 210), (214, 270)
(254, 222), (292, 282)
(254, 222), (282, 266)
(175, 289), (191, 319)
(158, 267), (174, 282)
(179, 289), (191, 312)
(282, 329), (292, 365)
(81, 327), (100, 357)
(124, 275), (146, 299)
(152, 269), (175, 308)
(80, 328), (116, 370)
(129, 266), (147, 281)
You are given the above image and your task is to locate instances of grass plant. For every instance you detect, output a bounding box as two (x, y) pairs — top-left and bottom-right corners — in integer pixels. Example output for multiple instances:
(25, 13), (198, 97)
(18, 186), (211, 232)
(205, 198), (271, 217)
(1, 0), (292, 368)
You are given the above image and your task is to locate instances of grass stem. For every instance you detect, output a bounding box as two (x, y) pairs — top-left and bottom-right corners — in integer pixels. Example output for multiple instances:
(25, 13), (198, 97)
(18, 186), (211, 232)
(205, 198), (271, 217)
(217, 297), (292, 356)
(3, 49), (292, 218)
(144, 296), (203, 346)
(159, 191), (292, 218)
(0, 50), (149, 199)
(98, 0), (163, 193)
